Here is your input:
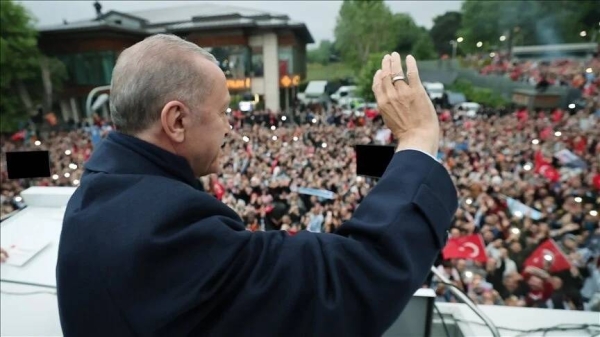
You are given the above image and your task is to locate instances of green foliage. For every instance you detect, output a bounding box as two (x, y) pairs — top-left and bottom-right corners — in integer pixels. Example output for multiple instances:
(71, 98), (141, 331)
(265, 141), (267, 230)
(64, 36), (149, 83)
(0, 0), (40, 131)
(448, 79), (508, 108)
(458, 0), (600, 53)
(390, 13), (422, 55)
(334, 0), (398, 71)
(307, 40), (336, 65)
(0, 0), (67, 132)
(430, 11), (462, 56)
(306, 62), (354, 82)
(411, 33), (437, 60)
(356, 53), (383, 103)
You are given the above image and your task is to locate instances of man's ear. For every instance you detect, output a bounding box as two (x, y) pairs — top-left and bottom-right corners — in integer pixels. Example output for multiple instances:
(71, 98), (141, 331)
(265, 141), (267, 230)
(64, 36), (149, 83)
(160, 101), (187, 143)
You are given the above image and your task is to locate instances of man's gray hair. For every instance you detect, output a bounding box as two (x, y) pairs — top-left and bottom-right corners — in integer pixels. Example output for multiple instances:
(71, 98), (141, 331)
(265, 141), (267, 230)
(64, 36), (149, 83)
(109, 34), (217, 134)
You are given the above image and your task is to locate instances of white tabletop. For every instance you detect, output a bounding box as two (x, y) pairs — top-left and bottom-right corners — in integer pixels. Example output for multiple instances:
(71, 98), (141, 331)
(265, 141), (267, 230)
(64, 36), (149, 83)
(0, 282), (62, 337)
(0, 206), (65, 288)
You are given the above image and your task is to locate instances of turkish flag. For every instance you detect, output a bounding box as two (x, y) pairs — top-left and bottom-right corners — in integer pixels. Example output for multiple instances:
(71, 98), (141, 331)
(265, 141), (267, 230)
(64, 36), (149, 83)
(443, 234), (488, 263)
(538, 164), (561, 182)
(534, 150), (560, 182)
(523, 239), (571, 273)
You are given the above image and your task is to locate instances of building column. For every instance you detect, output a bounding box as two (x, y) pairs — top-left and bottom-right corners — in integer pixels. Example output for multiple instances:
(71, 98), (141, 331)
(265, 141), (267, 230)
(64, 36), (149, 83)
(262, 33), (280, 112)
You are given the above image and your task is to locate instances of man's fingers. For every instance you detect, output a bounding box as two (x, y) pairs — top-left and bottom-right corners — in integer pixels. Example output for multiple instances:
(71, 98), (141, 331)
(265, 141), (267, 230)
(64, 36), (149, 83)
(405, 55), (421, 88)
(381, 54), (392, 78)
(372, 69), (386, 106)
(380, 54), (397, 98)
(390, 52), (404, 78)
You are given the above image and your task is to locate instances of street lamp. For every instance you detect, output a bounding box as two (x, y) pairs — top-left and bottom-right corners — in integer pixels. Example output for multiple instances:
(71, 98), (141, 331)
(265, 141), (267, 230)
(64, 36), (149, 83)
(457, 37), (464, 43)
(450, 40), (458, 59)
(580, 31), (587, 37)
(476, 41), (483, 48)
(499, 35), (506, 42)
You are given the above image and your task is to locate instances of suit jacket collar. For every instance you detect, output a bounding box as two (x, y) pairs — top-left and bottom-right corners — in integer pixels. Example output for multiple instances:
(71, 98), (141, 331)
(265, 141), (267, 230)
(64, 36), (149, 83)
(85, 131), (203, 191)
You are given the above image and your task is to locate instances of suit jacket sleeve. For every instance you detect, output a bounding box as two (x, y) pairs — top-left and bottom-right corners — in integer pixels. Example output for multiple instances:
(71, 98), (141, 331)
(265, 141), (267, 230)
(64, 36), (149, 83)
(112, 150), (457, 336)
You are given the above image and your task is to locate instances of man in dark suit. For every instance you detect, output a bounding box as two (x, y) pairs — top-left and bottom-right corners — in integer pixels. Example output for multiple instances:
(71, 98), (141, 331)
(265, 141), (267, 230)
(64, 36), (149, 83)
(56, 34), (457, 337)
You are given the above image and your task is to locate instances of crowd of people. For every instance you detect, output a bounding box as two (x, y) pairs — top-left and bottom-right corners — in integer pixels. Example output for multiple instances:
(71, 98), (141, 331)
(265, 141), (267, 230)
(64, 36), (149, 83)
(1, 67), (599, 313)
(463, 51), (599, 98)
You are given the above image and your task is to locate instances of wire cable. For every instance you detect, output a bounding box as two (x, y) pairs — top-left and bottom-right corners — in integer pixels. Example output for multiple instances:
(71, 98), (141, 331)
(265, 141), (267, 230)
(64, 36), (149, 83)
(430, 266), (502, 337)
(1, 290), (56, 296)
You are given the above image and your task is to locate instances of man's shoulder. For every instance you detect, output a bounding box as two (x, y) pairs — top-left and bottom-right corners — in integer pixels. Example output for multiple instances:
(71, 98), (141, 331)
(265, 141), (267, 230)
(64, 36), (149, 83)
(65, 172), (225, 226)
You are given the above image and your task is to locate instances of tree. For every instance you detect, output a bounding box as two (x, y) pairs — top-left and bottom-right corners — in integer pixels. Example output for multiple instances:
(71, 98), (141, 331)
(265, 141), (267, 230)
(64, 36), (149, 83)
(411, 33), (437, 60)
(429, 11), (462, 57)
(307, 40), (336, 65)
(458, 0), (599, 54)
(334, 0), (398, 71)
(0, 0), (67, 132)
(0, 0), (40, 131)
(390, 13), (422, 55)
(356, 53), (382, 103)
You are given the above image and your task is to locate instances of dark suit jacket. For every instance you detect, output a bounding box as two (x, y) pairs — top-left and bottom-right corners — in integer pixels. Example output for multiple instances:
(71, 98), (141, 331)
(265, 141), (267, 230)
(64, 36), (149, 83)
(57, 131), (457, 337)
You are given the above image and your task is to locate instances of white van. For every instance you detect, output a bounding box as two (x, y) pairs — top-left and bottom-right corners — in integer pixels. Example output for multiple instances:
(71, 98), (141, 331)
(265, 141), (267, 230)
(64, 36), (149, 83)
(330, 85), (357, 103)
(299, 81), (329, 104)
(423, 82), (444, 100)
(456, 102), (481, 118)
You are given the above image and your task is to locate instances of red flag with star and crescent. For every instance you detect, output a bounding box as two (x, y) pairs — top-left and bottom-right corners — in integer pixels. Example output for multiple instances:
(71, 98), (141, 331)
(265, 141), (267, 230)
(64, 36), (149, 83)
(442, 234), (488, 263)
(523, 239), (572, 273)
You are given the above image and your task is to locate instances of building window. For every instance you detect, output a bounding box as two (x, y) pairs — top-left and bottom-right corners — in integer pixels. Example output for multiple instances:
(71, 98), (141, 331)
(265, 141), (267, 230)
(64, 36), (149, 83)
(251, 46), (264, 77)
(207, 46), (250, 79)
(278, 46), (294, 76)
(58, 51), (115, 86)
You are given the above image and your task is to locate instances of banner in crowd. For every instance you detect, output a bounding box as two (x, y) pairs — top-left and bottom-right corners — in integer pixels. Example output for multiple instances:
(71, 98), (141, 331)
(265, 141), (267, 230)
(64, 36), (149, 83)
(296, 187), (335, 200)
(554, 149), (587, 169)
(505, 197), (543, 220)
(442, 234), (488, 263)
(523, 239), (572, 273)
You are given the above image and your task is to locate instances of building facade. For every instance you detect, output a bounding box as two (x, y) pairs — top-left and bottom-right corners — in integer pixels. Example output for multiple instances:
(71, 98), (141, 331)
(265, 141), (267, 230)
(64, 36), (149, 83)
(37, 3), (313, 122)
